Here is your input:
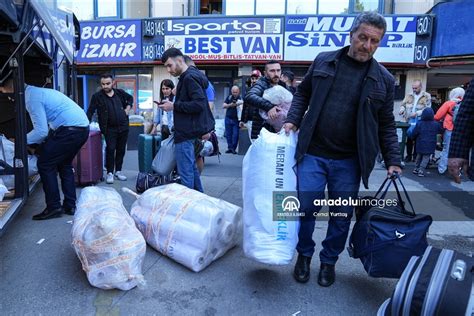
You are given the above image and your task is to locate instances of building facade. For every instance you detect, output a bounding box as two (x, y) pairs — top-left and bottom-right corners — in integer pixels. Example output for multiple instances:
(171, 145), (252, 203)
(62, 0), (471, 120)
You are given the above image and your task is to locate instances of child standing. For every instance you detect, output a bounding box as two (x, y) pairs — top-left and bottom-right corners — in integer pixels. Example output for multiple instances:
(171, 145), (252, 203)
(412, 107), (444, 177)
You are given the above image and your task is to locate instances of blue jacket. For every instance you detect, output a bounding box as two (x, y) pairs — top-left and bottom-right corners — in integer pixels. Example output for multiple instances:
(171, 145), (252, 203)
(412, 108), (444, 155)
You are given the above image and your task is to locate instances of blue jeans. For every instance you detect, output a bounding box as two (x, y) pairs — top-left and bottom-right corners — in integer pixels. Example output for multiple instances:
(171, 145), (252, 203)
(175, 139), (203, 192)
(225, 117), (239, 151)
(37, 126), (89, 210)
(438, 130), (451, 174)
(297, 154), (361, 265)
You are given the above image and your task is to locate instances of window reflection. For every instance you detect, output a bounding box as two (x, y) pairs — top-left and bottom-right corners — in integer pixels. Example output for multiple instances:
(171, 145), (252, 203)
(354, 0), (379, 12)
(318, 0), (349, 14)
(226, 0), (254, 15)
(56, 0), (93, 20)
(256, 0), (285, 15)
(287, 0), (317, 15)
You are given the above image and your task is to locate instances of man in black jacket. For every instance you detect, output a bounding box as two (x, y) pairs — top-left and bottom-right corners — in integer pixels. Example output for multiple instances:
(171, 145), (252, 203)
(87, 74), (133, 184)
(244, 60), (286, 139)
(283, 12), (402, 287)
(160, 48), (215, 192)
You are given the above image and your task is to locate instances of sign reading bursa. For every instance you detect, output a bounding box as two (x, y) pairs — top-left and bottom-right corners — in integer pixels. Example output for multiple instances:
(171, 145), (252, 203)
(284, 15), (418, 63)
(77, 20), (141, 63)
(165, 18), (284, 61)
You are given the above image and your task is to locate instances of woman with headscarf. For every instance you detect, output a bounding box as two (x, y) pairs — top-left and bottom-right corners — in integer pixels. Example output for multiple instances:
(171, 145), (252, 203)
(151, 79), (175, 139)
(434, 87), (465, 174)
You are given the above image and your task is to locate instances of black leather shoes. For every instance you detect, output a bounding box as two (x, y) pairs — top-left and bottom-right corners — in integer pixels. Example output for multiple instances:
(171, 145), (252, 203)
(63, 206), (76, 216)
(293, 254), (312, 283)
(318, 263), (336, 287)
(32, 208), (63, 220)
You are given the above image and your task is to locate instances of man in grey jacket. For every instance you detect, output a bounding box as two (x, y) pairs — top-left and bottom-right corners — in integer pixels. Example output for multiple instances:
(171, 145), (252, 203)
(283, 12), (402, 287)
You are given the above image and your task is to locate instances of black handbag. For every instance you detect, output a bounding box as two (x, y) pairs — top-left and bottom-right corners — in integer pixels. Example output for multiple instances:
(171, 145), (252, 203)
(135, 172), (180, 193)
(348, 173), (433, 278)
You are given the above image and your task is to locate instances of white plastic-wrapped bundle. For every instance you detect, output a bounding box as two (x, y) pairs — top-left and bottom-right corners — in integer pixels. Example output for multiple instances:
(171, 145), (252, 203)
(259, 85), (293, 131)
(242, 129), (299, 265)
(0, 135), (38, 189)
(72, 187), (146, 290)
(128, 183), (242, 272)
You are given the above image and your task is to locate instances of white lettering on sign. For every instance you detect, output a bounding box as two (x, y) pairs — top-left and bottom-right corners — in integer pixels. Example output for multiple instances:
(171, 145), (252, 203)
(81, 24), (136, 40)
(80, 42), (137, 58)
(168, 20), (261, 35)
(302, 16), (414, 32)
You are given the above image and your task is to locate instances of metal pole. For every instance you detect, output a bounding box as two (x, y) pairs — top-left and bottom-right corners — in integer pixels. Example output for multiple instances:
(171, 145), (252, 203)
(12, 52), (29, 199)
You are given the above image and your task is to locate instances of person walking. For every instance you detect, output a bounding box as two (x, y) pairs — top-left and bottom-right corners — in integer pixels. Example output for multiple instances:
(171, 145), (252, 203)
(223, 85), (242, 154)
(399, 80), (432, 162)
(434, 87), (465, 174)
(283, 12), (402, 287)
(87, 73), (133, 184)
(160, 48), (215, 192)
(412, 108), (444, 177)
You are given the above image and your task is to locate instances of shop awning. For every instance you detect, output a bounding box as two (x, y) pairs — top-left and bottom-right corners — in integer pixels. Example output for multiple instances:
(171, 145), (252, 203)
(29, 0), (75, 63)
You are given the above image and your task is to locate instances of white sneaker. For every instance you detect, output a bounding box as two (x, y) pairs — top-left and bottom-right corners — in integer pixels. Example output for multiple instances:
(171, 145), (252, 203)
(115, 171), (127, 181)
(106, 172), (114, 184)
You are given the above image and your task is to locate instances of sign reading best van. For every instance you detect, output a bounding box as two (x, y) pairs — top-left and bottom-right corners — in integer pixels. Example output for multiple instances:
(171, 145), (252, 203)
(285, 15), (418, 63)
(77, 20), (142, 63)
(165, 18), (283, 61)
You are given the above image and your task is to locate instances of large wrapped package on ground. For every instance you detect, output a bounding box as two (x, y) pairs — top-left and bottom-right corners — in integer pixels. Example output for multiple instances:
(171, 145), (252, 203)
(130, 183), (242, 272)
(243, 129), (299, 265)
(259, 85), (293, 131)
(72, 187), (146, 290)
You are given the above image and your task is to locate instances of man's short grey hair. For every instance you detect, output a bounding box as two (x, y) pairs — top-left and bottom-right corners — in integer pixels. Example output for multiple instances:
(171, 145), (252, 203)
(351, 11), (387, 35)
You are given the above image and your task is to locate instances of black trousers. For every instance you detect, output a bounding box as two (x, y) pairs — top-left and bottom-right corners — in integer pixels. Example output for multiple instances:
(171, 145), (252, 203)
(406, 138), (416, 159)
(37, 126), (89, 210)
(105, 127), (129, 173)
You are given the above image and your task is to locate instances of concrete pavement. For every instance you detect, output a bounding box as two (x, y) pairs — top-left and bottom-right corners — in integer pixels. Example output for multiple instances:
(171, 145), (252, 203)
(1, 140), (473, 315)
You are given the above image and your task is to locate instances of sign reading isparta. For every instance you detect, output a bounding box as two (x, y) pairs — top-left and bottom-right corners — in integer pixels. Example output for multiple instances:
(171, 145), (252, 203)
(285, 15), (418, 63)
(77, 20), (141, 63)
(165, 18), (284, 61)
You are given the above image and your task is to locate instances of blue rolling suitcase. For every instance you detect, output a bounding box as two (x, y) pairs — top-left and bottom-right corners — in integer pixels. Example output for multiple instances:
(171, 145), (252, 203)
(138, 134), (161, 173)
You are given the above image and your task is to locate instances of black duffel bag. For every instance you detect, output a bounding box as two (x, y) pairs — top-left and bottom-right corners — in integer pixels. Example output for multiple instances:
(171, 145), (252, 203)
(347, 173), (432, 278)
(135, 172), (180, 193)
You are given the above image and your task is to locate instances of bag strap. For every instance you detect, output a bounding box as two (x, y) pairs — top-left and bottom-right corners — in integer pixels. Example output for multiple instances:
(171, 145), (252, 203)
(391, 173), (416, 215)
(374, 177), (391, 199)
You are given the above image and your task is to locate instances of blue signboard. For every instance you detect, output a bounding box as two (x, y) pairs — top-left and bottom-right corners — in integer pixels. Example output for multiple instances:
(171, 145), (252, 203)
(165, 17), (284, 61)
(142, 19), (165, 61)
(285, 15), (419, 63)
(77, 20), (142, 63)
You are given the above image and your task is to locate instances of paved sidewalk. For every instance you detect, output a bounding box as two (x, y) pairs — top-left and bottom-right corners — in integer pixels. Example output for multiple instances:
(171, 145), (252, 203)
(1, 141), (473, 315)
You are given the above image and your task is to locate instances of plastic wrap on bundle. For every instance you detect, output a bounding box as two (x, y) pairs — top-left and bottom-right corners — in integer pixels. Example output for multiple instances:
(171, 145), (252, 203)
(0, 179), (9, 201)
(200, 140), (214, 157)
(0, 135), (38, 189)
(72, 187), (146, 290)
(259, 85), (293, 131)
(242, 129), (299, 265)
(130, 183), (242, 272)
